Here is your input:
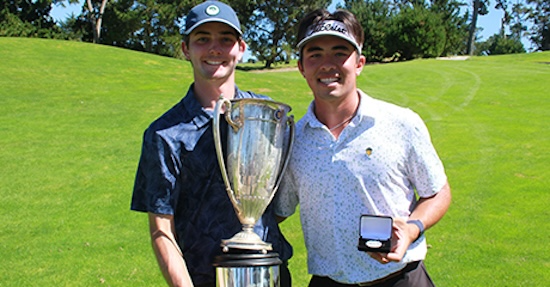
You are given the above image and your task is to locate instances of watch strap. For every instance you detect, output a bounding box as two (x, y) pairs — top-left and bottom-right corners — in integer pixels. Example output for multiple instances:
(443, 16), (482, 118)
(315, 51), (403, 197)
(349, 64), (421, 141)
(407, 219), (424, 241)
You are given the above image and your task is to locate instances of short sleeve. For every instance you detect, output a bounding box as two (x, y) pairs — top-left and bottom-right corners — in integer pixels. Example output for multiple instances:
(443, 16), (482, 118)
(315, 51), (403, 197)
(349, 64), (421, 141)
(274, 164), (299, 217)
(131, 128), (177, 215)
(405, 112), (447, 197)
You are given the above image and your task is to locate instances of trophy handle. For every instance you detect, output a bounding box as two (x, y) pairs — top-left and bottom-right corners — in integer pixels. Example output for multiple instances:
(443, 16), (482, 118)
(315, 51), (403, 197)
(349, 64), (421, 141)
(271, 115), (295, 198)
(213, 97), (240, 211)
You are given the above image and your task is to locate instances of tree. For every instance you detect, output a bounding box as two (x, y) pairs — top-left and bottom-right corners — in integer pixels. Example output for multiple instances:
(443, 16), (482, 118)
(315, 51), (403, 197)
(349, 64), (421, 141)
(431, 0), (470, 56)
(387, 3), (447, 59)
(494, 0), (549, 51)
(87, 0), (108, 43)
(70, 0), (191, 57)
(232, 0), (331, 68)
(526, 0), (550, 50)
(495, 0), (511, 33)
(476, 0), (527, 55)
(466, 0), (489, 55)
(114, 0), (188, 57)
(0, 0), (65, 38)
(94, 0), (143, 49)
(508, 2), (529, 41)
(495, 0), (529, 42)
(345, 0), (468, 61)
(476, 33), (525, 54)
(344, 0), (395, 62)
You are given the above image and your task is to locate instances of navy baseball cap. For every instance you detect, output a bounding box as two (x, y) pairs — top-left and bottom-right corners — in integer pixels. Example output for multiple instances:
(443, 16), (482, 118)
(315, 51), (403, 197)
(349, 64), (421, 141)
(184, 1), (242, 36)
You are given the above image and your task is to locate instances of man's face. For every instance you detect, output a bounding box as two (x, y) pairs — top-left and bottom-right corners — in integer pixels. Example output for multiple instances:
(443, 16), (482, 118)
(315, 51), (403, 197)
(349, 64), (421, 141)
(183, 22), (246, 82)
(298, 36), (365, 102)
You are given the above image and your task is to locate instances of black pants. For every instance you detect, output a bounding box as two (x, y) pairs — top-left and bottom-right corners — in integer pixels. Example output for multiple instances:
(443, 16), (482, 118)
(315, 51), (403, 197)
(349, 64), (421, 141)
(196, 261), (291, 287)
(308, 261), (434, 287)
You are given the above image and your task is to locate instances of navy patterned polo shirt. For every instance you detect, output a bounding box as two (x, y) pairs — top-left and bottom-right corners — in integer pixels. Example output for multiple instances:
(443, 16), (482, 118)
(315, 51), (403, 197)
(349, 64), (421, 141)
(131, 84), (292, 285)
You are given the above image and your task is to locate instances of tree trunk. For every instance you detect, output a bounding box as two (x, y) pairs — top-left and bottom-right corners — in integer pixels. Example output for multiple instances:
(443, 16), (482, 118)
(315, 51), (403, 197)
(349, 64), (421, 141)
(467, 0), (480, 55)
(265, 58), (274, 69)
(87, 0), (108, 44)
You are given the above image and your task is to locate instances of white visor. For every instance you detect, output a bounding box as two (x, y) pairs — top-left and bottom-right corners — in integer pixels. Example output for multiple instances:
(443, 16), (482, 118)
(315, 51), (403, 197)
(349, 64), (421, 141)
(297, 20), (362, 53)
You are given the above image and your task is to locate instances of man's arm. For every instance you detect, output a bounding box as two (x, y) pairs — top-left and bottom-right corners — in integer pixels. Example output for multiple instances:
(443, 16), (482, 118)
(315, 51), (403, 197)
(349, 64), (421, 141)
(371, 181), (452, 263)
(148, 213), (194, 287)
(407, 180), (452, 234)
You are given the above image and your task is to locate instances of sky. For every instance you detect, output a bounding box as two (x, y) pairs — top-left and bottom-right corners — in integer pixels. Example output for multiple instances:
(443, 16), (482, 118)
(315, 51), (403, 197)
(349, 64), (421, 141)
(51, 2), (82, 22)
(50, 1), (531, 50)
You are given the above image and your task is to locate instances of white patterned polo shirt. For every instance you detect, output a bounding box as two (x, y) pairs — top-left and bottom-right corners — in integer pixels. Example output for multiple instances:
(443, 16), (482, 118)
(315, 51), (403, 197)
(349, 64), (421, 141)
(274, 90), (447, 284)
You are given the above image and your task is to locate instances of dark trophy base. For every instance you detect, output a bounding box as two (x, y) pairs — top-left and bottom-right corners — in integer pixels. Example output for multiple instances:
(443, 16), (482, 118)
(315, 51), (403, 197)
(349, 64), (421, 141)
(213, 250), (282, 287)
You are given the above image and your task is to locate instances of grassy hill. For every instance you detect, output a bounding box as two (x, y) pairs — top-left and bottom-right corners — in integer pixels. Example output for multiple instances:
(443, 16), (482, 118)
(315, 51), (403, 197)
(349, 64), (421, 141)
(0, 37), (548, 286)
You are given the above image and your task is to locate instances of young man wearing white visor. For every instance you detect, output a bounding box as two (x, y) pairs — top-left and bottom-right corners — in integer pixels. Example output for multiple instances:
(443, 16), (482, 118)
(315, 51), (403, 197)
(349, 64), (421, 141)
(275, 8), (451, 287)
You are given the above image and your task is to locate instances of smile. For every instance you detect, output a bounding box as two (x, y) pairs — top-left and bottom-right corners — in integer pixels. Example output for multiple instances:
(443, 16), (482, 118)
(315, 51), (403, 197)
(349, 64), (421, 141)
(319, 77), (339, 84)
(206, 60), (224, 65)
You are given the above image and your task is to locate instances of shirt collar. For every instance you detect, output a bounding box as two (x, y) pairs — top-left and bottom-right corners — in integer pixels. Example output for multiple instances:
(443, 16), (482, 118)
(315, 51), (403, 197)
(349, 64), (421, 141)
(182, 84), (245, 128)
(304, 89), (374, 130)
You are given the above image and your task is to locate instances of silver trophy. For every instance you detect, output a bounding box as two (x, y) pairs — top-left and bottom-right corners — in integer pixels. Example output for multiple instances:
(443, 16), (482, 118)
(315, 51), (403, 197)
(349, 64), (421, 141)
(213, 96), (294, 253)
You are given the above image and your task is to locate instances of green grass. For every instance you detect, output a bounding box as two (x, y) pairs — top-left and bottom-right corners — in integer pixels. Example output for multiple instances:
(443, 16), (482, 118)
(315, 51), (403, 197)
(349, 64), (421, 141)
(1, 37), (548, 286)
(360, 55), (549, 286)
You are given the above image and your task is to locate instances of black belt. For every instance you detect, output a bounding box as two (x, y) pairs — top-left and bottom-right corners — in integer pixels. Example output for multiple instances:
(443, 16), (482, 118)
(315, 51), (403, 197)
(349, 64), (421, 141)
(357, 261), (420, 286)
(312, 261), (421, 287)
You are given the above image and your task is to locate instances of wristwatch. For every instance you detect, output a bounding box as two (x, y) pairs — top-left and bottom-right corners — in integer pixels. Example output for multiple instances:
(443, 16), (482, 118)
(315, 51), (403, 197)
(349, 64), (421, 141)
(406, 219), (424, 242)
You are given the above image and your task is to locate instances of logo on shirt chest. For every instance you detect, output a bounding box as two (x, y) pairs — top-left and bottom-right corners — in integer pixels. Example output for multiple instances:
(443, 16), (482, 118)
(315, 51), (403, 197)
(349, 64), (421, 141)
(365, 147), (373, 158)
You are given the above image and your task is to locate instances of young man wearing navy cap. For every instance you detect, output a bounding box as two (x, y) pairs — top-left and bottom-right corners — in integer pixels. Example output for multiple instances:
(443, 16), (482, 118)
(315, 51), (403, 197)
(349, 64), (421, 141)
(275, 8), (451, 287)
(131, 2), (292, 286)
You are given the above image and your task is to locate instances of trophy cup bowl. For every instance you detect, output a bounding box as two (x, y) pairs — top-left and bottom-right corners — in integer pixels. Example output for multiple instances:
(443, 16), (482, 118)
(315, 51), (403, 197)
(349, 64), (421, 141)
(213, 97), (294, 253)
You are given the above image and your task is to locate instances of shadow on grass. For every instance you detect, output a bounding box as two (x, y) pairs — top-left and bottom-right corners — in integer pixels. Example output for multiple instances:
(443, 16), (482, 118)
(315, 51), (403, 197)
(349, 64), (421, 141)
(237, 60), (297, 72)
(236, 65), (268, 72)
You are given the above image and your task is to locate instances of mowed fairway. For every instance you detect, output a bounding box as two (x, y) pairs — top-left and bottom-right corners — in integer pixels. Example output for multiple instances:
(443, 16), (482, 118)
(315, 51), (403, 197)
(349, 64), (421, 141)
(0, 37), (548, 286)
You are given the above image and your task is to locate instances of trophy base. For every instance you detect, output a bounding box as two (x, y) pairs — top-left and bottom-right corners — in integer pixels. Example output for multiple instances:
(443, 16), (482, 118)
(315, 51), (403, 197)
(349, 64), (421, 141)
(214, 252), (282, 287)
(221, 230), (273, 253)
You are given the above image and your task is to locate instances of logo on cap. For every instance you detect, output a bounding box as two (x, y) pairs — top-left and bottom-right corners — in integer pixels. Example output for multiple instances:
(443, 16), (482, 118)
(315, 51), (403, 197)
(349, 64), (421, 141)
(308, 21), (349, 37)
(206, 5), (220, 16)
(298, 20), (362, 52)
